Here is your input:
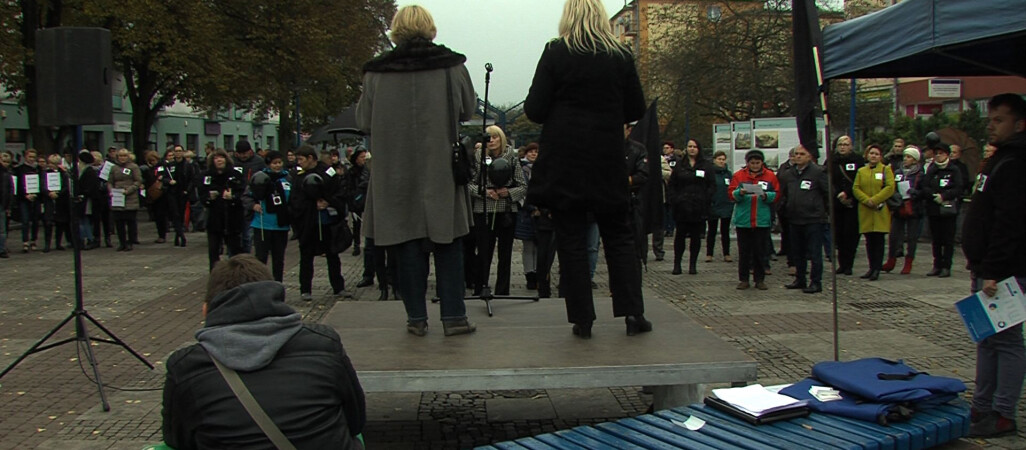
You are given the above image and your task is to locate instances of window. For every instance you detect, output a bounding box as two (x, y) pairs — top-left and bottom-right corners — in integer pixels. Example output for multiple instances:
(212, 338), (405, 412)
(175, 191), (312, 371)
(224, 135), (234, 150)
(114, 132), (131, 150)
(5, 129), (28, 158)
(266, 136), (275, 151)
(186, 134), (199, 152)
(165, 133), (180, 148)
(84, 131), (103, 152)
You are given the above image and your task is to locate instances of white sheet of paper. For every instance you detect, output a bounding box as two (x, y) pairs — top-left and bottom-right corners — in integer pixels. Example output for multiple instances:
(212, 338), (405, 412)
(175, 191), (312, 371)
(99, 161), (113, 181)
(24, 174), (40, 194)
(46, 172), (62, 192)
(897, 180), (911, 199)
(110, 188), (126, 208)
(11, 175), (16, 195)
(672, 416), (706, 431)
(711, 384), (803, 416)
(741, 182), (764, 196)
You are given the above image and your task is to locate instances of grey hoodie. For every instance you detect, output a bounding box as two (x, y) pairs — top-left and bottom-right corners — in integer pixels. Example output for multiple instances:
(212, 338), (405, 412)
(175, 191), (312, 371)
(195, 281), (302, 371)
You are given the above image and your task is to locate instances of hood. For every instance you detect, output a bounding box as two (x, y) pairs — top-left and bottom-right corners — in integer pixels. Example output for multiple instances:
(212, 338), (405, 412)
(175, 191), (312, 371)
(196, 281), (302, 371)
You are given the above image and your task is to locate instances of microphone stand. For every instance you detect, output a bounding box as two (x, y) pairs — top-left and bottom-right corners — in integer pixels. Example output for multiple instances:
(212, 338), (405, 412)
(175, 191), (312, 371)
(463, 63), (538, 316)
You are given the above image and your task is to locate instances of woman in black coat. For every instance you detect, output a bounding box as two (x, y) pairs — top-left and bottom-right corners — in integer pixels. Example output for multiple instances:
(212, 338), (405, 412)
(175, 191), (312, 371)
(524, 0), (649, 339)
(829, 135), (864, 275)
(199, 149), (246, 271)
(668, 139), (716, 275)
(919, 145), (963, 278)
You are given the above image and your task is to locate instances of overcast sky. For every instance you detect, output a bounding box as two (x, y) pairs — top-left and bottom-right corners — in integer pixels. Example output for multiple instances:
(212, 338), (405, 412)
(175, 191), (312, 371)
(394, 0), (630, 107)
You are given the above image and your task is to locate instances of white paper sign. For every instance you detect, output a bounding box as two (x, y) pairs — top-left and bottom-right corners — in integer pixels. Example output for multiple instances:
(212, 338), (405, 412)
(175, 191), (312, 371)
(696, 169), (706, 178)
(99, 161), (113, 181)
(46, 172), (62, 192)
(741, 182), (764, 196)
(24, 174), (40, 194)
(898, 181), (911, 199)
(11, 175), (17, 195)
(110, 188), (126, 208)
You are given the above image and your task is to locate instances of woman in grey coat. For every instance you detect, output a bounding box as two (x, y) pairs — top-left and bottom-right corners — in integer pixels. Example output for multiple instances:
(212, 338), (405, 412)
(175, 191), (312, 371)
(356, 5), (477, 337)
(108, 148), (142, 251)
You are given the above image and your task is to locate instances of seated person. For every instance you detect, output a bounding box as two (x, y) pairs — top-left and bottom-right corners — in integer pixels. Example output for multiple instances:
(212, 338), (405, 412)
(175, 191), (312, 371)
(162, 254), (365, 449)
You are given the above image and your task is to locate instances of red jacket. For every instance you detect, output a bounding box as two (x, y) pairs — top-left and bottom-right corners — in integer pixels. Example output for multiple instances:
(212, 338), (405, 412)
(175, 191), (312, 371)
(728, 168), (779, 228)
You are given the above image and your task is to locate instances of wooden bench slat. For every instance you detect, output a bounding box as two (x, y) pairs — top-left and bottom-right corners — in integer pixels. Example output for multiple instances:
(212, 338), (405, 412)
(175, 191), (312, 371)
(597, 421), (722, 450)
(659, 408), (822, 450)
(637, 413), (780, 450)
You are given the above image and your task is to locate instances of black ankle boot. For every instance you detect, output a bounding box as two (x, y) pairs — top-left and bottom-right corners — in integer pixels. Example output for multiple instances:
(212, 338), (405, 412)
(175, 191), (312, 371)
(688, 260), (698, 275)
(572, 322), (593, 339)
(526, 272), (537, 290)
(671, 257), (683, 275)
(378, 286), (389, 301)
(626, 315), (653, 336)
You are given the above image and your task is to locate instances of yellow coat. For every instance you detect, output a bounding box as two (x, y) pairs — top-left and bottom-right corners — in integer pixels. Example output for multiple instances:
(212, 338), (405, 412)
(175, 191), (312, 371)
(853, 163), (895, 234)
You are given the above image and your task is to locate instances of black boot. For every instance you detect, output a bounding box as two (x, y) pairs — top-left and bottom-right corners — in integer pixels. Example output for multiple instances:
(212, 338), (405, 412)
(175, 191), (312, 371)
(671, 256), (683, 275)
(538, 275), (551, 299)
(868, 269), (880, 281)
(378, 286), (389, 301)
(688, 259), (698, 275)
(356, 276), (375, 288)
(526, 272), (537, 290)
(626, 315), (653, 336)
(572, 322), (593, 339)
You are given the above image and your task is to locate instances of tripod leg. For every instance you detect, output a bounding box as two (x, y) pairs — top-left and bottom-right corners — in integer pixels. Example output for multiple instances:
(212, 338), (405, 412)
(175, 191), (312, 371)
(83, 312), (155, 369)
(485, 298), (494, 317)
(76, 315), (111, 412)
(0, 312), (74, 379)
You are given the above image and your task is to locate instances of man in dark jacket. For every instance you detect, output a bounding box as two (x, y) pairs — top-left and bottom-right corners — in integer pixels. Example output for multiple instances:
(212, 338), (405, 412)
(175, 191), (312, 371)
(166, 145), (197, 247)
(290, 145), (349, 301)
(624, 123), (649, 264)
(962, 93), (1026, 438)
(234, 140), (267, 253)
(0, 151), (13, 257)
(162, 254), (365, 450)
(778, 145), (829, 293)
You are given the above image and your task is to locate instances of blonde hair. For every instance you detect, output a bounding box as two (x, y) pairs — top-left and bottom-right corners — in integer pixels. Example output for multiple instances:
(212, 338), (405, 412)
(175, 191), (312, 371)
(486, 125), (508, 155)
(558, 0), (627, 56)
(390, 5), (437, 45)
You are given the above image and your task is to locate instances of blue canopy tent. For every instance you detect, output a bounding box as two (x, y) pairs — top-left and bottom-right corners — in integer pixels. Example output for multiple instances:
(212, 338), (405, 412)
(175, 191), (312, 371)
(821, 0), (1026, 79)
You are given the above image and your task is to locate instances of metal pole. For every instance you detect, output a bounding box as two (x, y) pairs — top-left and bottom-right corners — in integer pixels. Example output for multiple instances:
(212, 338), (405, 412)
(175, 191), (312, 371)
(849, 79), (857, 144)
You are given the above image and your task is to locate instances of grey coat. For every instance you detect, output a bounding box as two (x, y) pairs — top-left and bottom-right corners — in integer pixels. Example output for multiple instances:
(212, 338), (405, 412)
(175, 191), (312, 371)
(356, 64), (476, 246)
(108, 161), (142, 211)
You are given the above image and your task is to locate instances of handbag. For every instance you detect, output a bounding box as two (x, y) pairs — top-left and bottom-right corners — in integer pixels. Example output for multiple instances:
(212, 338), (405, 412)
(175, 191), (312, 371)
(210, 357), (298, 450)
(330, 218), (354, 254)
(146, 181), (164, 203)
(446, 70), (472, 185)
(938, 199), (959, 216)
(897, 199), (916, 218)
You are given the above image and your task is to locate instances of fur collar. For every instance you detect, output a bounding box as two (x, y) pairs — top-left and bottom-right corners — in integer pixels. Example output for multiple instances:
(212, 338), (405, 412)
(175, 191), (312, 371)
(363, 38), (466, 73)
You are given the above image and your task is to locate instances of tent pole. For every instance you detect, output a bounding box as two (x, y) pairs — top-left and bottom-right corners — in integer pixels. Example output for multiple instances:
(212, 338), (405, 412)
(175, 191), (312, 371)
(849, 79), (857, 143)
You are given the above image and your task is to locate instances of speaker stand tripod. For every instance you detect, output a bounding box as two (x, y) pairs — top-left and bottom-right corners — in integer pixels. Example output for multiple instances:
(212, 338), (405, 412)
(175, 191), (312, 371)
(0, 136), (153, 411)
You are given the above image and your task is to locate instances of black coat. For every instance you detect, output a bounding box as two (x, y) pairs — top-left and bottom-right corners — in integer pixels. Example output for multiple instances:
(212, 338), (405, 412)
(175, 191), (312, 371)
(830, 152), (865, 207)
(668, 158), (716, 223)
(289, 162), (347, 248)
(0, 164), (12, 213)
(777, 163), (830, 225)
(919, 162), (963, 217)
(962, 132), (1026, 280)
(41, 168), (70, 223)
(524, 39), (646, 213)
(199, 167), (245, 234)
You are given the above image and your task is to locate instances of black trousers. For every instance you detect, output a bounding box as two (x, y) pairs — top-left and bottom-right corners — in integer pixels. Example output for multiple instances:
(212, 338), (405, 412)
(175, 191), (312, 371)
(113, 210), (138, 247)
(92, 203), (113, 243)
(152, 197), (170, 239)
(834, 203), (861, 271)
(362, 237), (396, 287)
(553, 209), (644, 325)
(254, 228), (289, 282)
(706, 217), (731, 256)
(778, 214), (791, 262)
(791, 223), (824, 284)
(928, 215), (957, 270)
(207, 229), (243, 272)
(673, 220), (705, 267)
(864, 232), (886, 271)
(474, 212), (516, 296)
(168, 194), (188, 239)
(298, 224), (345, 294)
(736, 227), (769, 283)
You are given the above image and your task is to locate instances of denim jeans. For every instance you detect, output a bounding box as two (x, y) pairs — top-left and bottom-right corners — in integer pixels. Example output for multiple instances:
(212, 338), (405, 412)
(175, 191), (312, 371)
(971, 276), (1026, 418)
(394, 238), (467, 323)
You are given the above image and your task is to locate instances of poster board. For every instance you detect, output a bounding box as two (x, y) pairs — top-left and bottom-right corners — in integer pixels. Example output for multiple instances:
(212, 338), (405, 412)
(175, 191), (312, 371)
(730, 121), (752, 173)
(956, 277), (1026, 343)
(713, 123), (732, 156)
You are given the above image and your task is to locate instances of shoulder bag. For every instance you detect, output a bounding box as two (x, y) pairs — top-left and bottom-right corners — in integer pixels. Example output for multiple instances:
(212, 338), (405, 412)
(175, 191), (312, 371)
(210, 357), (297, 450)
(446, 70), (472, 185)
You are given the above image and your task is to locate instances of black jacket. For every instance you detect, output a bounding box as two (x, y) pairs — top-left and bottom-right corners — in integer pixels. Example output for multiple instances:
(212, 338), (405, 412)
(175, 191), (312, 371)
(625, 139), (648, 196)
(830, 152), (864, 207)
(962, 132), (1026, 280)
(525, 39), (646, 213)
(949, 159), (970, 198)
(164, 158), (198, 200)
(198, 167), (246, 234)
(778, 162), (829, 225)
(668, 157), (716, 222)
(289, 161), (347, 248)
(919, 161), (963, 217)
(41, 167), (70, 223)
(163, 282), (365, 450)
(14, 162), (42, 205)
(343, 164), (370, 214)
(0, 163), (12, 213)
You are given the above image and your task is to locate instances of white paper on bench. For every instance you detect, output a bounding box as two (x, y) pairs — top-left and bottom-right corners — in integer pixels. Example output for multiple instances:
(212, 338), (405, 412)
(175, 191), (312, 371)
(711, 384), (806, 417)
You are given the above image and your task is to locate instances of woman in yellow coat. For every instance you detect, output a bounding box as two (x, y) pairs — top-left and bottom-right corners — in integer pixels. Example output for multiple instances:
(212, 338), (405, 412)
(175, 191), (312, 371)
(853, 144), (895, 281)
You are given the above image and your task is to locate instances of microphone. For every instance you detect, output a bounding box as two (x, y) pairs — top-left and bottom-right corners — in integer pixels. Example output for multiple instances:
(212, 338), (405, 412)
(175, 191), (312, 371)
(485, 63), (493, 73)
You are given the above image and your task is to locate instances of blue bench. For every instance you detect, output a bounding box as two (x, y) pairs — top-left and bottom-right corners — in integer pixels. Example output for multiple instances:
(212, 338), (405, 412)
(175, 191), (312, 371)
(477, 402), (970, 449)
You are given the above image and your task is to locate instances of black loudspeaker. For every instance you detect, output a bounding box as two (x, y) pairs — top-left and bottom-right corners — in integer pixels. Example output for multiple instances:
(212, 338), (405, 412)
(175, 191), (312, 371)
(35, 27), (113, 127)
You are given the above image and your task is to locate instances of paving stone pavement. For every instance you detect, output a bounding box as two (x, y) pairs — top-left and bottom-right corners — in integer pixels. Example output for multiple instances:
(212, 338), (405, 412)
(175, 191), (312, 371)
(0, 220), (1022, 449)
